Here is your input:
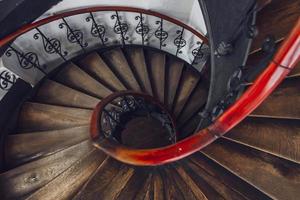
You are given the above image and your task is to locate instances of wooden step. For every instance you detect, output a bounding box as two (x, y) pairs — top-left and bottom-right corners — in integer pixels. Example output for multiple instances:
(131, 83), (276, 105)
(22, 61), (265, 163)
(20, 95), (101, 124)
(125, 47), (153, 95)
(35, 80), (99, 109)
(224, 117), (300, 164)
(202, 139), (300, 200)
(251, 78), (300, 119)
(182, 160), (247, 200)
(166, 57), (184, 111)
(5, 126), (90, 168)
(0, 140), (93, 199)
(173, 67), (200, 117)
(17, 102), (92, 132)
(152, 169), (164, 200)
(247, 41), (300, 81)
(251, 0), (300, 52)
(26, 149), (106, 200)
(78, 52), (126, 91)
(160, 168), (185, 200)
(101, 48), (141, 91)
(177, 83), (207, 127)
(92, 165), (135, 200)
(179, 114), (201, 139)
(173, 162), (224, 200)
(171, 164), (208, 200)
(147, 50), (166, 104)
(190, 153), (272, 200)
(134, 173), (153, 200)
(116, 168), (149, 200)
(74, 158), (123, 199)
(54, 62), (112, 99)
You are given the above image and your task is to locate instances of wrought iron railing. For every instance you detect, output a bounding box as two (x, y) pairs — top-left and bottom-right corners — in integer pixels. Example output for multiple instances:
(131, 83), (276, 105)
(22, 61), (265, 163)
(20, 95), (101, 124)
(0, 6), (209, 100)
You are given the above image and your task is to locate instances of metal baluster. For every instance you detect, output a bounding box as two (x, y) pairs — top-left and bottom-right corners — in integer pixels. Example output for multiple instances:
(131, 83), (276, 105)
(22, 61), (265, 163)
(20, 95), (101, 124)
(175, 27), (186, 56)
(60, 18), (87, 53)
(191, 41), (204, 66)
(87, 12), (107, 46)
(34, 28), (67, 61)
(115, 11), (126, 46)
(6, 45), (47, 75)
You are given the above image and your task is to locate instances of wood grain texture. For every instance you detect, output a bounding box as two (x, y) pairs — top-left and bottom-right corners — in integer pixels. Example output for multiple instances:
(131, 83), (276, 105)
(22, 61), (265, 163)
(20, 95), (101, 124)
(117, 168), (149, 200)
(26, 149), (106, 200)
(177, 83), (207, 127)
(173, 67), (200, 117)
(190, 153), (272, 200)
(54, 62), (112, 99)
(17, 102), (92, 132)
(134, 172), (153, 200)
(125, 47), (153, 95)
(98, 165), (135, 200)
(166, 58), (184, 110)
(147, 50), (166, 104)
(153, 170), (164, 200)
(160, 167), (184, 200)
(35, 80), (99, 109)
(224, 117), (300, 163)
(102, 48), (141, 91)
(251, 78), (300, 119)
(171, 165), (208, 200)
(202, 139), (300, 200)
(0, 140), (93, 199)
(179, 114), (201, 139)
(79, 52), (126, 91)
(183, 160), (246, 200)
(5, 126), (90, 168)
(74, 158), (122, 199)
(251, 0), (300, 52)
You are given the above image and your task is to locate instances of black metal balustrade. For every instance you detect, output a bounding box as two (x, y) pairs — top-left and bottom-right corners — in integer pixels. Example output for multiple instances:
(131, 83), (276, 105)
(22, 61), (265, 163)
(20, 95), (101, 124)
(0, 7), (209, 100)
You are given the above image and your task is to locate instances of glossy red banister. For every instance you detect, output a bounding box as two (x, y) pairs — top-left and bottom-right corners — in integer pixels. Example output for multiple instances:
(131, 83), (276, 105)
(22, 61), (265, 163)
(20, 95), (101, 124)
(91, 18), (300, 166)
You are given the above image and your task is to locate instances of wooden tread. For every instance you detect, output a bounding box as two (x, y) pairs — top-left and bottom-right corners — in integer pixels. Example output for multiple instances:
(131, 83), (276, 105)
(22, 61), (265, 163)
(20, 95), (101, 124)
(5, 126), (90, 168)
(202, 139), (300, 200)
(35, 79), (99, 109)
(17, 102), (92, 132)
(54, 62), (112, 99)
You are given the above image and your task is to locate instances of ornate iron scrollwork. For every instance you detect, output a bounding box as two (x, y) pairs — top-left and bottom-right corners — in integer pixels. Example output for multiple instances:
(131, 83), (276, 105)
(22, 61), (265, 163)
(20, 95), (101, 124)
(155, 19), (168, 48)
(5, 47), (43, 72)
(174, 28), (186, 55)
(33, 30), (68, 58)
(135, 14), (149, 45)
(192, 42), (204, 59)
(191, 41), (209, 65)
(111, 12), (129, 45)
(59, 19), (88, 49)
(0, 70), (16, 90)
(99, 93), (176, 144)
(86, 13), (108, 45)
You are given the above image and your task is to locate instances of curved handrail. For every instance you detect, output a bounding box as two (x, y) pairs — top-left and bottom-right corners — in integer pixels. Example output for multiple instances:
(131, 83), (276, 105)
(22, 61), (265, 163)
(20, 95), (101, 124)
(91, 18), (300, 166)
(0, 6), (208, 47)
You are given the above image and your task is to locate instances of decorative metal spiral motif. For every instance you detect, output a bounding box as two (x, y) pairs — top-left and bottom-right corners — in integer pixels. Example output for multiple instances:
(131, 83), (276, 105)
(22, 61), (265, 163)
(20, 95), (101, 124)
(174, 29), (186, 54)
(192, 41), (204, 59)
(0, 70), (16, 90)
(86, 15), (108, 44)
(111, 14), (129, 42)
(135, 15), (149, 42)
(155, 20), (168, 47)
(5, 48), (41, 70)
(59, 22), (88, 47)
(33, 32), (68, 56)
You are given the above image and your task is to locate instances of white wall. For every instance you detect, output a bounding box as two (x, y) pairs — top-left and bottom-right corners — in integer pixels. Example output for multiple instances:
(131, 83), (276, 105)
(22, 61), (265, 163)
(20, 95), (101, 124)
(41, 0), (207, 35)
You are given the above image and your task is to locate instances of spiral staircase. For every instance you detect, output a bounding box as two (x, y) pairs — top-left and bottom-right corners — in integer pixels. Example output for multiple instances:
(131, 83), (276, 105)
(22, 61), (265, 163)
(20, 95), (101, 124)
(0, 0), (299, 200)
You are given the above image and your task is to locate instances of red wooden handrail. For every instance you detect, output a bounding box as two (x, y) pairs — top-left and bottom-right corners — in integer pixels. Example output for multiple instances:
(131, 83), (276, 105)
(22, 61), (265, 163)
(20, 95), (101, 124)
(0, 6), (208, 47)
(91, 18), (300, 166)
